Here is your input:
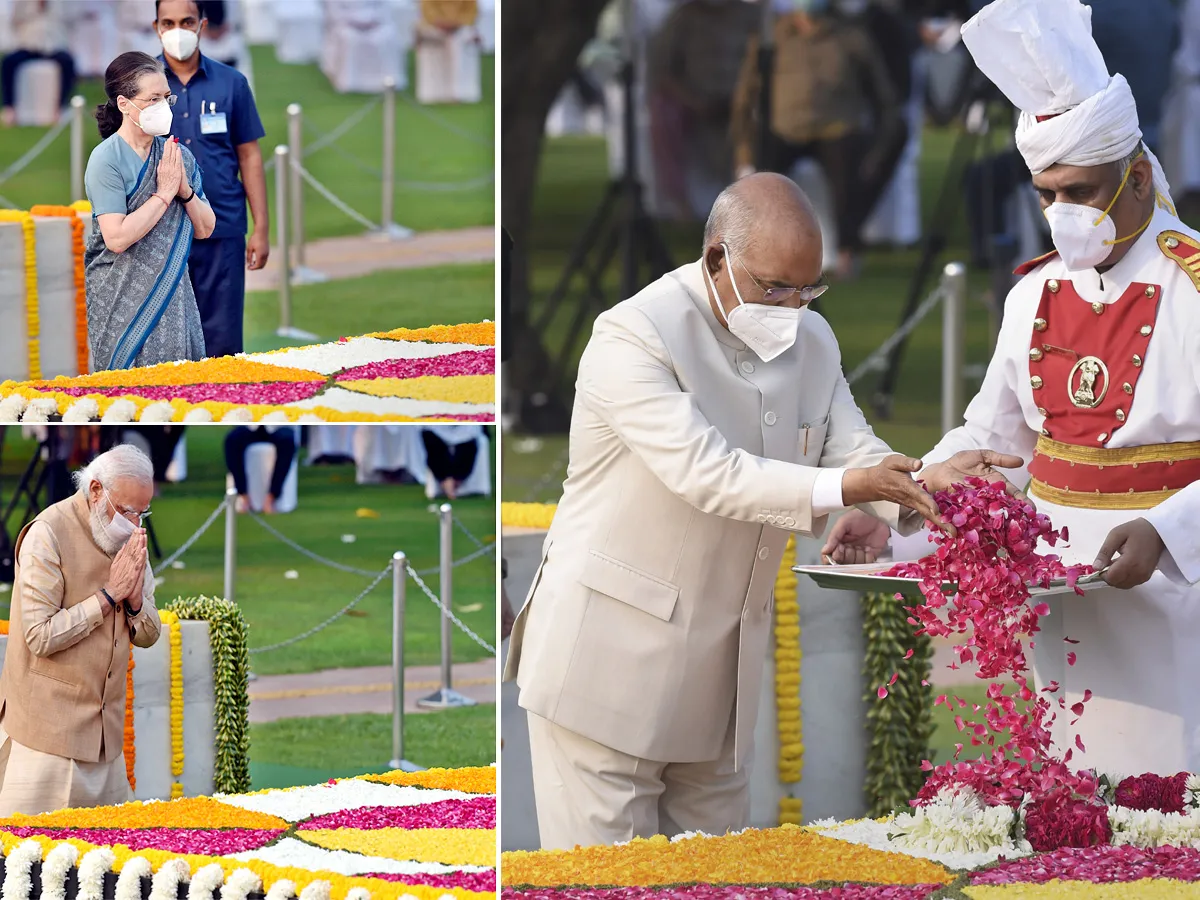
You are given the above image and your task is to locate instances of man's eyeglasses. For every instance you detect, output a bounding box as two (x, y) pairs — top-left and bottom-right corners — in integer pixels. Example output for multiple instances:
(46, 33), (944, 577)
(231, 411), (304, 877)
(736, 256), (828, 305)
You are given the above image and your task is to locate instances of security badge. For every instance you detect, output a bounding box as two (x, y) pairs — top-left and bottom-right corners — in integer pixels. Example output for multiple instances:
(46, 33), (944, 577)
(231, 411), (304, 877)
(200, 101), (228, 135)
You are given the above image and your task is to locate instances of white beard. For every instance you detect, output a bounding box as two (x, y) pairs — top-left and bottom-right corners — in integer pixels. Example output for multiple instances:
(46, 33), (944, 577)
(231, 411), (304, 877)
(89, 500), (122, 557)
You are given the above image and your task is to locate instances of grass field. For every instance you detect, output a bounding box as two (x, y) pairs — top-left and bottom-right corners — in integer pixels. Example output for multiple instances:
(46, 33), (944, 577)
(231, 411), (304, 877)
(249, 706), (494, 789)
(241, 262), (494, 352)
(0, 425), (497, 677)
(0, 47), (494, 238)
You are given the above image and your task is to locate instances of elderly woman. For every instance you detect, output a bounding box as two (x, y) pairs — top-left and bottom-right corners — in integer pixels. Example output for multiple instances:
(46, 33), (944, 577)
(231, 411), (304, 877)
(83, 51), (215, 371)
(0, 443), (160, 814)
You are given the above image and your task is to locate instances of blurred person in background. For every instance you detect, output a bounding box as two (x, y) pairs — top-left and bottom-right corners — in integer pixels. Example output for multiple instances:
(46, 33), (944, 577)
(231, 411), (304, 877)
(224, 425), (295, 514)
(0, 444), (161, 815)
(648, 0), (759, 220)
(155, 0), (268, 359)
(1085, 0), (1178, 154)
(84, 52), (214, 371)
(731, 0), (906, 279)
(421, 426), (483, 500)
(1, 0), (76, 127)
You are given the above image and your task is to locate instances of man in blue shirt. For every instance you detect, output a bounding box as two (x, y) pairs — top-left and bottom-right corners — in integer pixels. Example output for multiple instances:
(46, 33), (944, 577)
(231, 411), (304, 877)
(155, 0), (269, 358)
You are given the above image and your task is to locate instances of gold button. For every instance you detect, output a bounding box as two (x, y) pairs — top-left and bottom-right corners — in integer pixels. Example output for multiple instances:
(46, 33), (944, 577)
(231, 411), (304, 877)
(1133, 354), (1143, 367)
(1099, 432), (1108, 442)
(1132, 462), (1139, 469)
(1166, 236), (1180, 249)
(1092, 302), (1104, 314)
(1048, 279), (1060, 293)
(1037, 407), (1048, 417)
(1123, 382), (1133, 394)
(1033, 318), (1048, 332)
(1146, 285), (1156, 298)
(1041, 428), (1052, 437)
(1029, 347), (1044, 361)
(1115, 409), (1126, 422)
(1098, 464), (1104, 471)
(1140, 325), (1152, 336)
(1031, 375), (1043, 389)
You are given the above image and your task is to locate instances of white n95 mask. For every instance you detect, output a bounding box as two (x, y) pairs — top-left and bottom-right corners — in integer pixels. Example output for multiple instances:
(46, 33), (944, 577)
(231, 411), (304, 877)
(1043, 152), (1152, 271)
(103, 491), (137, 547)
(133, 99), (173, 136)
(705, 242), (804, 362)
(161, 27), (200, 61)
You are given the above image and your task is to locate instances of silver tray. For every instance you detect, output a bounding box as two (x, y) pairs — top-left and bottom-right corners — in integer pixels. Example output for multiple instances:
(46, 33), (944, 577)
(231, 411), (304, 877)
(792, 561), (1109, 597)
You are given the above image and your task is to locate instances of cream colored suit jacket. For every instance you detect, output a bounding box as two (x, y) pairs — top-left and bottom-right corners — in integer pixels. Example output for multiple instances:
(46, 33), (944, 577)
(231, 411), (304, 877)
(504, 261), (920, 767)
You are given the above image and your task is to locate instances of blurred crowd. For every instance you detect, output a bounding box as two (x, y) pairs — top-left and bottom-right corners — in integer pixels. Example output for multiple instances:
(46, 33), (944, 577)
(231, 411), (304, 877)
(550, 0), (1200, 278)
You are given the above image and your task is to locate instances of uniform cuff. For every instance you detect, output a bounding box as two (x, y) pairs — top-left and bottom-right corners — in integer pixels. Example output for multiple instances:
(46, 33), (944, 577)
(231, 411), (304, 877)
(811, 468), (847, 518)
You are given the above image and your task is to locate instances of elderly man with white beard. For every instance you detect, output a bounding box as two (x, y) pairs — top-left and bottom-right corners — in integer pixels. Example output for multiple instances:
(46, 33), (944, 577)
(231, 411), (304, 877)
(824, 0), (1200, 774)
(0, 443), (161, 815)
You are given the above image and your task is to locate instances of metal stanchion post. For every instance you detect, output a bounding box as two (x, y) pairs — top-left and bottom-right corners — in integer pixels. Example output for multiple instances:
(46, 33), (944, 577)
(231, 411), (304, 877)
(273, 144), (317, 341)
(389, 552), (421, 771)
(287, 104), (326, 285)
(941, 261), (967, 435)
(69, 96), (85, 202)
(223, 487), (237, 604)
(373, 77), (413, 241)
(417, 504), (476, 708)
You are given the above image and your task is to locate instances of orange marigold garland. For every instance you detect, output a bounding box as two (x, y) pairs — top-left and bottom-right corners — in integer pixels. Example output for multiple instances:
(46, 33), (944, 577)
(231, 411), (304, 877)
(31, 205), (88, 375)
(125, 646), (136, 791)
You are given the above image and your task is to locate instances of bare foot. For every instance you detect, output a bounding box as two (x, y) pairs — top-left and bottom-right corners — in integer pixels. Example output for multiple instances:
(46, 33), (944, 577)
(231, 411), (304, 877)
(441, 478), (458, 500)
(234, 494), (250, 514)
(263, 494), (277, 514)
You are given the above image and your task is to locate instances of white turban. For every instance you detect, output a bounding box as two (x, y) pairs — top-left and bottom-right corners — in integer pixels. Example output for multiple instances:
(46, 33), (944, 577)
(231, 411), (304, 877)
(960, 0), (1174, 209)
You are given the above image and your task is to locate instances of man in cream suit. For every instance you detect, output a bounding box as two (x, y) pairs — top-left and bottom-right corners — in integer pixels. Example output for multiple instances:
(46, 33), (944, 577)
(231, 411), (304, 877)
(504, 172), (1019, 849)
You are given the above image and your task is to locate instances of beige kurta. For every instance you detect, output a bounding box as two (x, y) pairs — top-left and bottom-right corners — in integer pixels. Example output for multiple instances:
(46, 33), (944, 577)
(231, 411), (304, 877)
(0, 507), (160, 815)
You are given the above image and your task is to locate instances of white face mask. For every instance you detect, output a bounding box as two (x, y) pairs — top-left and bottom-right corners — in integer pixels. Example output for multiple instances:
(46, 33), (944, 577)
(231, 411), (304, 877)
(130, 98), (173, 136)
(160, 27), (200, 61)
(103, 491), (137, 548)
(1043, 156), (1150, 271)
(704, 242), (805, 362)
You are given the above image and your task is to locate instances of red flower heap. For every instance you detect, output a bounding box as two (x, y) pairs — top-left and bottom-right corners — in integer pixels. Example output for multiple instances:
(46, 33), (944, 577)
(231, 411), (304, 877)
(880, 477), (1097, 815)
(1114, 773), (1189, 813)
(1024, 795), (1113, 851)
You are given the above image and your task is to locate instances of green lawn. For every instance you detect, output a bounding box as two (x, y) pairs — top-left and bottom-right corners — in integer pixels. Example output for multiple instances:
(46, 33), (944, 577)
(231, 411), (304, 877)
(0, 426), (497, 676)
(0, 47), (494, 237)
(242, 262), (494, 351)
(249, 706), (495, 789)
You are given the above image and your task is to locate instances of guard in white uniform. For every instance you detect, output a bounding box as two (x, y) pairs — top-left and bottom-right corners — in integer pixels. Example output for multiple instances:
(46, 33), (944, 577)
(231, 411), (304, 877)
(825, 0), (1200, 775)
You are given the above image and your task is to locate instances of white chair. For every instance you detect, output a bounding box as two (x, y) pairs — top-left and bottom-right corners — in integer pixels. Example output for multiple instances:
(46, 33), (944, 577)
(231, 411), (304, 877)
(273, 0), (323, 64)
(0, 0), (14, 54)
(165, 433), (187, 483)
(70, 0), (122, 79)
(789, 159), (840, 274)
(242, 0), (277, 44)
(305, 424), (357, 463)
(14, 58), (61, 127)
(422, 429), (491, 499)
(320, 0), (405, 93)
(861, 55), (925, 248)
(415, 21), (481, 104)
(390, 0), (418, 58)
(232, 426), (300, 514)
(475, 0), (494, 53)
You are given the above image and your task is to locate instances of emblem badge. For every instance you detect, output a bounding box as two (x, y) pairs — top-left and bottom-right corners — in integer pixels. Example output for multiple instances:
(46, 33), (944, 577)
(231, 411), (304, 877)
(1068, 356), (1109, 409)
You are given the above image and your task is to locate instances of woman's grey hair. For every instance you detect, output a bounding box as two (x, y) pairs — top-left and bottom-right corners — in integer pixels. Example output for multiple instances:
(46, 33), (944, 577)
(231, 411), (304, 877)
(73, 444), (154, 493)
(703, 186), (754, 256)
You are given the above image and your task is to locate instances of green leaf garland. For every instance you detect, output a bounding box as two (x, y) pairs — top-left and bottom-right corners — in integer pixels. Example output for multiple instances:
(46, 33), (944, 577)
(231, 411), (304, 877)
(862, 590), (934, 818)
(163, 595), (251, 794)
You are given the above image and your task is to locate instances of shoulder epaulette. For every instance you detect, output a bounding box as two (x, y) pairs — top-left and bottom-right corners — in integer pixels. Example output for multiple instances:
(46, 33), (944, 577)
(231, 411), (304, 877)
(1014, 249), (1059, 276)
(1157, 230), (1200, 291)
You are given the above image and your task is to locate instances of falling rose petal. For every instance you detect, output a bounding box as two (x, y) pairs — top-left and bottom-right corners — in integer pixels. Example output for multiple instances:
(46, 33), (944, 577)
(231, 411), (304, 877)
(904, 648), (914, 659)
(1071, 702), (1086, 716)
(1076, 734), (1086, 752)
(1064, 636), (1080, 644)
(877, 686), (888, 699)
(1033, 602), (1051, 616)
(1084, 689), (1093, 701)
(888, 673), (899, 686)
(921, 679), (930, 686)
(1068, 652), (1077, 666)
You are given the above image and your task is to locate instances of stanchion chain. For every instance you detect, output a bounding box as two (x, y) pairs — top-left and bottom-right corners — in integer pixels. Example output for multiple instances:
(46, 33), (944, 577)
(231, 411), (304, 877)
(291, 159), (380, 230)
(248, 564), (392, 655)
(844, 286), (947, 387)
(247, 511), (380, 576)
(152, 496), (229, 576)
(407, 566), (497, 655)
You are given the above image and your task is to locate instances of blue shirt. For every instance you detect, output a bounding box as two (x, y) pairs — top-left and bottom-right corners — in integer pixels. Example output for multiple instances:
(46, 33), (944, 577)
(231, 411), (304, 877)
(85, 134), (206, 217)
(159, 52), (265, 240)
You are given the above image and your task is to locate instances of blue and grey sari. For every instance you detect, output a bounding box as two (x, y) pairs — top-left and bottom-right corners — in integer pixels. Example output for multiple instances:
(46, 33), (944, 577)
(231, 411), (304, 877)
(84, 136), (206, 371)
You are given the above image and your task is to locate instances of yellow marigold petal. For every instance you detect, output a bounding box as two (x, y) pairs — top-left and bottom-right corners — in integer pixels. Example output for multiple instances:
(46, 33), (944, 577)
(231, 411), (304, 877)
(0, 797), (287, 830)
(300, 828), (495, 867)
(338, 375), (494, 403)
(358, 766), (495, 794)
(365, 323), (494, 346)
